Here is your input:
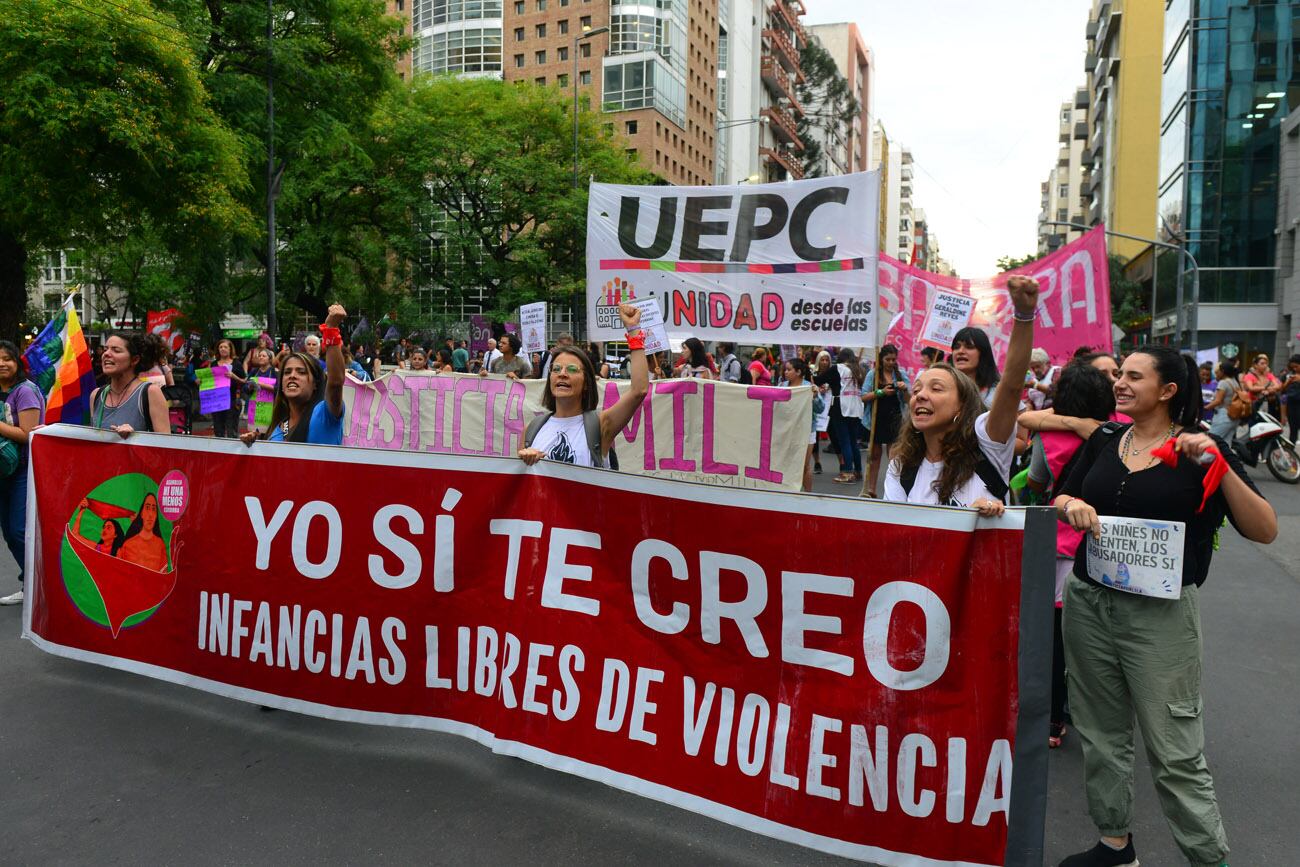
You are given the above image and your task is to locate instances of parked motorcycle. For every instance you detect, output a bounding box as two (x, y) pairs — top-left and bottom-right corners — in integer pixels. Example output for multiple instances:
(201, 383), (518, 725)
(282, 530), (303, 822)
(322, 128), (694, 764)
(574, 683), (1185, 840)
(1228, 405), (1300, 484)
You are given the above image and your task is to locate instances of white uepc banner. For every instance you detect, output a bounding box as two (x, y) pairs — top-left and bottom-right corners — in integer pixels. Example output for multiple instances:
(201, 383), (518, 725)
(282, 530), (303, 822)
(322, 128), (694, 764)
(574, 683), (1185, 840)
(586, 173), (880, 346)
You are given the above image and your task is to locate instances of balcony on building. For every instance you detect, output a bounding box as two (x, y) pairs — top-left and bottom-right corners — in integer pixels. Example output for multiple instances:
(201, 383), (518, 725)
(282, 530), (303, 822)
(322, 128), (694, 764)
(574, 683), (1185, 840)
(763, 25), (800, 73)
(1089, 199), (1102, 224)
(1092, 56), (1114, 93)
(760, 55), (804, 114)
(1074, 121), (1089, 140)
(1095, 2), (1119, 49)
(768, 1), (803, 38)
(1085, 52), (1098, 72)
(1059, 118), (1071, 144)
(760, 145), (804, 180)
(1075, 87), (1089, 110)
(1085, 18), (1098, 38)
(1058, 147), (1070, 167)
(761, 103), (803, 147)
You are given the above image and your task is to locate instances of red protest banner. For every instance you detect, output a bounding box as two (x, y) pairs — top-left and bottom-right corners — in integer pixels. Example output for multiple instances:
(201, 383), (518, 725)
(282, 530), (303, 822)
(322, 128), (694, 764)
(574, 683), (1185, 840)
(25, 426), (1052, 866)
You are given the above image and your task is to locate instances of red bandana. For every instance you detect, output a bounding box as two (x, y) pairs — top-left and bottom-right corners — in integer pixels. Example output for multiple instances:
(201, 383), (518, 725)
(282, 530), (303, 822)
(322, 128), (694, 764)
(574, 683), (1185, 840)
(1150, 437), (1229, 514)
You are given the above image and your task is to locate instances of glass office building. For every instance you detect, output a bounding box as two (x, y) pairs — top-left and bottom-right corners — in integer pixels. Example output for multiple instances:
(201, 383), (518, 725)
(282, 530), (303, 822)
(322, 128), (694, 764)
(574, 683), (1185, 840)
(1158, 0), (1298, 352)
(412, 0), (504, 75)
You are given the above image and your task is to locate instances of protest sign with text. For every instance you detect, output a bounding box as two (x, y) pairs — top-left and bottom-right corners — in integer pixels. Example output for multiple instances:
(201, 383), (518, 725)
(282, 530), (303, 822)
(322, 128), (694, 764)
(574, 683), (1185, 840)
(341, 371), (810, 492)
(25, 426), (1052, 866)
(879, 226), (1112, 374)
(918, 290), (977, 352)
(587, 174), (880, 346)
(1086, 517), (1185, 599)
(520, 303), (547, 354)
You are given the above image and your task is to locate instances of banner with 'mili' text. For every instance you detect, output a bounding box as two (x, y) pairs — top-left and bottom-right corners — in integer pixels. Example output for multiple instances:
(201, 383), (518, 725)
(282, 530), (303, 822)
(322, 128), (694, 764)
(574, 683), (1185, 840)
(587, 174), (880, 347)
(25, 426), (1052, 866)
(880, 226), (1112, 373)
(342, 371), (812, 492)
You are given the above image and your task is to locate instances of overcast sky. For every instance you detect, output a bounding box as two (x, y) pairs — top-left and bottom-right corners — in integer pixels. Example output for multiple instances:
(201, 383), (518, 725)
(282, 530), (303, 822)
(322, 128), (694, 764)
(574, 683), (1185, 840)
(803, 0), (1095, 275)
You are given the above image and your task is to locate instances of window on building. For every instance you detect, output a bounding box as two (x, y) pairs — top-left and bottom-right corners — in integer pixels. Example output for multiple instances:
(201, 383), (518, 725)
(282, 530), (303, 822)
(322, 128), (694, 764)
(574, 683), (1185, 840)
(626, 120), (638, 134)
(560, 0), (569, 5)
(514, 53), (525, 67)
(536, 0), (546, 9)
(535, 49), (546, 63)
(514, 27), (524, 41)
(558, 19), (569, 34)
(579, 69), (591, 85)
(514, 0), (524, 11)
(1059, 184), (1069, 198)
(579, 14), (591, 28)
(535, 23), (546, 38)
(579, 41), (591, 57)
(412, 25), (504, 74)
(535, 76), (546, 85)
(417, 0), (505, 27)
(558, 45), (569, 60)
(558, 73), (569, 87)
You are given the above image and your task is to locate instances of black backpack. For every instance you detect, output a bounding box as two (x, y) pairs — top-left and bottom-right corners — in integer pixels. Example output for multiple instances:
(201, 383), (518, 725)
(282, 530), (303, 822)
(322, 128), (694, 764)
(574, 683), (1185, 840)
(524, 410), (619, 470)
(738, 363), (753, 385)
(900, 456), (1009, 505)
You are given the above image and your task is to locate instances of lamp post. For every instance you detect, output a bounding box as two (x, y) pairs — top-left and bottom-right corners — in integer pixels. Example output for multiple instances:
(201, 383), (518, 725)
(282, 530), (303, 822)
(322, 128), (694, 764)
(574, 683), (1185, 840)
(571, 25), (609, 337)
(1042, 221), (1201, 353)
(716, 116), (769, 184)
(266, 0), (278, 339)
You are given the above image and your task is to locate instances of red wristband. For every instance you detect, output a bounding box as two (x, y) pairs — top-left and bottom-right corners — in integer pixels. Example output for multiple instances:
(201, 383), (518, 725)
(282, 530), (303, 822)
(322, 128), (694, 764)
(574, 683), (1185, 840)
(318, 325), (343, 348)
(626, 332), (645, 351)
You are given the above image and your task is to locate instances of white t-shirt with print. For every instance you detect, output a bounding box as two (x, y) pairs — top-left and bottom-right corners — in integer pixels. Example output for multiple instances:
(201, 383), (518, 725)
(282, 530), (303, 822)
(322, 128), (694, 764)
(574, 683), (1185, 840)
(530, 415), (595, 467)
(882, 411), (1017, 507)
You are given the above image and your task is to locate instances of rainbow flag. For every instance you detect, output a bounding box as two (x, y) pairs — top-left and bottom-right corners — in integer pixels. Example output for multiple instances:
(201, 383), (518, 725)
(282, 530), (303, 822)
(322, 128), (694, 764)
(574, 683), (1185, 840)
(23, 297), (96, 424)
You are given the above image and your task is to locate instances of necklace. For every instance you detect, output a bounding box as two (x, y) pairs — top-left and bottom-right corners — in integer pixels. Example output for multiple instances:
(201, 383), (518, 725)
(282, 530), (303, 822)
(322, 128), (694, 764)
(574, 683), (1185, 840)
(105, 378), (136, 408)
(1115, 422), (1177, 501)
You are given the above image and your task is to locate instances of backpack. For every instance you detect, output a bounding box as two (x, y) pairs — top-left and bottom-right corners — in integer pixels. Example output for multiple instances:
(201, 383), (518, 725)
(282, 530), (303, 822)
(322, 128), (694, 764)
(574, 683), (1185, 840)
(738, 363), (753, 385)
(900, 457), (1009, 504)
(1227, 383), (1254, 421)
(524, 410), (619, 470)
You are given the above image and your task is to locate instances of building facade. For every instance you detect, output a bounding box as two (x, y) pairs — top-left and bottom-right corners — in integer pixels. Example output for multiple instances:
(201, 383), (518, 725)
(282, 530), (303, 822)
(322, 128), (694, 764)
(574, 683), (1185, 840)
(805, 21), (873, 175)
(1273, 106), (1300, 362)
(1037, 93), (1089, 254)
(755, 0), (806, 180)
(871, 121), (891, 252)
(1082, 0), (1163, 263)
(1156, 0), (1297, 352)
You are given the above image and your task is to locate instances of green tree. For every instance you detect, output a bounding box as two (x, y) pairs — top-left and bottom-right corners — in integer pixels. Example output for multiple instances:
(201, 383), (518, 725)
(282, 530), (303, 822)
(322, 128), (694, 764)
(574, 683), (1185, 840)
(375, 77), (653, 318)
(996, 253), (1038, 272)
(0, 0), (250, 342)
(796, 39), (859, 178)
(156, 0), (409, 324)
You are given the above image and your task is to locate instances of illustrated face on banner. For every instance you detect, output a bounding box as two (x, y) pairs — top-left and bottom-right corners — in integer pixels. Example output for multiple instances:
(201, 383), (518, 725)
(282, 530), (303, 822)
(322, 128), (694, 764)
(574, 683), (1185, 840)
(587, 175), (881, 346)
(61, 471), (188, 637)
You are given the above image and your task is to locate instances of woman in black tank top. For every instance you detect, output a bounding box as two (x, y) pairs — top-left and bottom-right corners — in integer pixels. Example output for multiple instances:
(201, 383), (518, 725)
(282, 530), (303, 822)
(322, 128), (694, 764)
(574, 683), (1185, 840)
(90, 333), (170, 437)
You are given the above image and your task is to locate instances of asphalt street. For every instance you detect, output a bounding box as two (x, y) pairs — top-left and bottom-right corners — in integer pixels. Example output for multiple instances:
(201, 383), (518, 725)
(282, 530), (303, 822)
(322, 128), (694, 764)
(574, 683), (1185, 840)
(1, 455), (1296, 865)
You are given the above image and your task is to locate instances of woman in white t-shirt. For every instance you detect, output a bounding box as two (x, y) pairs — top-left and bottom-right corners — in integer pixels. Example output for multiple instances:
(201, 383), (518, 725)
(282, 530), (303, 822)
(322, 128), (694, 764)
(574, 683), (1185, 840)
(882, 276), (1040, 515)
(518, 303), (648, 468)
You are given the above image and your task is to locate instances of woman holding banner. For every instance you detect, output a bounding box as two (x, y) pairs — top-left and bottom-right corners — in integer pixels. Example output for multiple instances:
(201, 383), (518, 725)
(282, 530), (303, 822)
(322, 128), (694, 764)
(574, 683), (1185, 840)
(89, 333), (172, 439)
(207, 339), (246, 439)
(518, 304), (646, 469)
(1053, 346), (1276, 867)
(781, 356), (821, 492)
(241, 306), (347, 446)
(881, 277), (1039, 513)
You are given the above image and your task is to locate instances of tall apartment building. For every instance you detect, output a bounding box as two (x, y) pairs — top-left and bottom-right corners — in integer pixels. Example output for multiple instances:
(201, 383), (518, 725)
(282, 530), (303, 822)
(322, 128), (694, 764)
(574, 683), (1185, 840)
(1036, 93), (1089, 254)
(408, 0), (718, 186)
(871, 121), (891, 252)
(805, 22), (874, 175)
(896, 146), (915, 263)
(1156, 0), (1296, 353)
(716, 0), (762, 184)
(756, 0), (806, 180)
(1082, 0), (1162, 264)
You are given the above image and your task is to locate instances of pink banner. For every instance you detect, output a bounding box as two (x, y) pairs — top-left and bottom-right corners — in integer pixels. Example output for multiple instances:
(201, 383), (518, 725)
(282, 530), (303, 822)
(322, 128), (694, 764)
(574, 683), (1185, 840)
(878, 226), (1112, 374)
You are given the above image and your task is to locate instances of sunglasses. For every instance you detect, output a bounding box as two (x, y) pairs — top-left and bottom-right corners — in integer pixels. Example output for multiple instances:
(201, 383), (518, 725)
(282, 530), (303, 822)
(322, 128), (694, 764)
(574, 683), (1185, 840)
(550, 363), (582, 375)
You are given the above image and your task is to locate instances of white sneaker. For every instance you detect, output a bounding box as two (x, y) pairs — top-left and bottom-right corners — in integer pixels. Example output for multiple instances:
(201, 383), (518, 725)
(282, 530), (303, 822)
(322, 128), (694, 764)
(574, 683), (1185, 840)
(0, 589), (24, 605)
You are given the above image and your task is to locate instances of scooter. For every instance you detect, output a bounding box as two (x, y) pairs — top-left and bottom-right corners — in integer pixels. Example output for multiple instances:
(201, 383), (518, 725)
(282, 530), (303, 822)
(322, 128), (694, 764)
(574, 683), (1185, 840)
(1229, 405), (1300, 484)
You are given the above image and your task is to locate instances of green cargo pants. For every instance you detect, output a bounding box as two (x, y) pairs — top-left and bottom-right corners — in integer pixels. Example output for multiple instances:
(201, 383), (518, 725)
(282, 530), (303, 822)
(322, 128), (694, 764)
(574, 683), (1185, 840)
(1062, 574), (1228, 867)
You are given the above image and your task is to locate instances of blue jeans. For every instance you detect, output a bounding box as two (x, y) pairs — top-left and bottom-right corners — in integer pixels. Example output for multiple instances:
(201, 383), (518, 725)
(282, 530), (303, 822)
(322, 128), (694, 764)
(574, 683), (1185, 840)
(832, 416), (862, 475)
(0, 469), (27, 583)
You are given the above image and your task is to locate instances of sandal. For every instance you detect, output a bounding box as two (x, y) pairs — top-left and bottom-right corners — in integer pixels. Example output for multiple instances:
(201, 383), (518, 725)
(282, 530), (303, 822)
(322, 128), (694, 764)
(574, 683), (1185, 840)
(1049, 722), (1067, 749)
(833, 474), (854, 483)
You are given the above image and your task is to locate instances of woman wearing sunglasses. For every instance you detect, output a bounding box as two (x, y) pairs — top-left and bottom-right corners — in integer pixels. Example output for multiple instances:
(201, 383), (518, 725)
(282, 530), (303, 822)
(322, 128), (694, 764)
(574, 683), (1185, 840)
(518, 304), (647, 469)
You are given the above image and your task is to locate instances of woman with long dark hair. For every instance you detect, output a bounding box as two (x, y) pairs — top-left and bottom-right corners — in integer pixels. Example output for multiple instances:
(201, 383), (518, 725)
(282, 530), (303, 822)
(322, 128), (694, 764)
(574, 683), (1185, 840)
(861, 343), (909, 497)
(782, 356), (821, 492)
(518, 304), (647, 468)
(89, 332), (171, 438)
(1054, 346), (1276, 867)
(113, 492), (169, 572)
(1022, 361), (1116, 750)
(950, 326), (1000, 406)
(677, 338), (715, 379)
(240, 306), (347, 446)
(207, 338), (247, 438)
(882, 277), (1039, 512)
(0, 340), (46, 605)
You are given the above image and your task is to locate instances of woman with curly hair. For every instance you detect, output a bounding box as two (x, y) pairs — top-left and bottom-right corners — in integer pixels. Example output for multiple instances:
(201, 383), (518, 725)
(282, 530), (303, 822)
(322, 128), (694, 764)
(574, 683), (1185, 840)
(881, 276), (1039, 515)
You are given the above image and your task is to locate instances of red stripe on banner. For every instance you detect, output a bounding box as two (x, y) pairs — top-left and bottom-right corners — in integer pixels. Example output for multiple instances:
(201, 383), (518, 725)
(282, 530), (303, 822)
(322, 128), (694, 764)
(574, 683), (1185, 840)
(676, 262), (703, 273)
(795, 262), (821, 273)
(599, 259), (652, 270)
(699, 263), (727, 273)
(748, 263), (774, 274)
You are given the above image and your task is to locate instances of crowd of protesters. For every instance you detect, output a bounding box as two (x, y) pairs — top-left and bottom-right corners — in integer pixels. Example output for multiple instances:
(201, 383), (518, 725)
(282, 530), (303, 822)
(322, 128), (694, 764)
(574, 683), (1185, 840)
(3, 283), (1297, 867)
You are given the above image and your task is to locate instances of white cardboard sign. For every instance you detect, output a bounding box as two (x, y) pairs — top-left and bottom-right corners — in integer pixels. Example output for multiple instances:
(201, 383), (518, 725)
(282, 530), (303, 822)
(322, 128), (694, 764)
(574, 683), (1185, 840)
(917, 289), (976, 352)
(519, 302), (547, 355)
(1086, 516), (1185, 599)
